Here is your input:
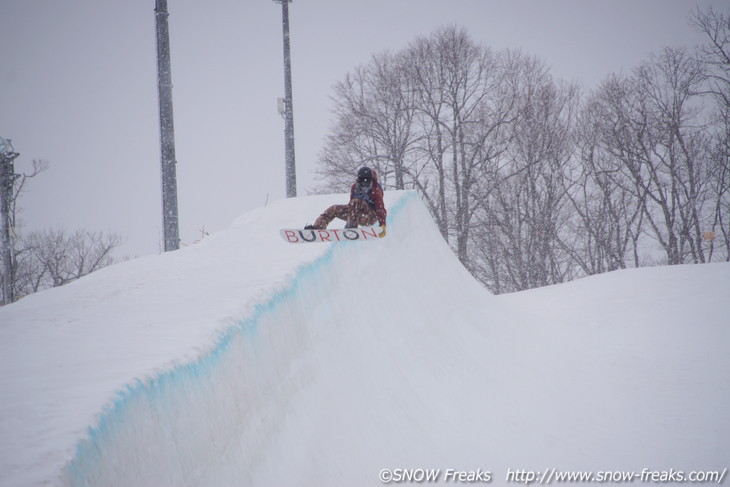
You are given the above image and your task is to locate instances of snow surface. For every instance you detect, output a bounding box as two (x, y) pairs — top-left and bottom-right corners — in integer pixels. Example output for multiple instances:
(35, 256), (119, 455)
(0, 190), (728, 486)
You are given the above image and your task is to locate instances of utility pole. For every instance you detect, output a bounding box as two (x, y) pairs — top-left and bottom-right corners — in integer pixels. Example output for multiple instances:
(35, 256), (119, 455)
(0, 137), (19, 305)
(155, 0), (180, 251)
(274, 0), (297, 197)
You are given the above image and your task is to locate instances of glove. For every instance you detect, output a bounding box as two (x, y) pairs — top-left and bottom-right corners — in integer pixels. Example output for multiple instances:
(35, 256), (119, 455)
(378, 223), (387, 238)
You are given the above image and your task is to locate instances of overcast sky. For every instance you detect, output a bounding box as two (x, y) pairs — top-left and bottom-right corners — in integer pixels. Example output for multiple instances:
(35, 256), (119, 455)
(1, 0), (727, 258)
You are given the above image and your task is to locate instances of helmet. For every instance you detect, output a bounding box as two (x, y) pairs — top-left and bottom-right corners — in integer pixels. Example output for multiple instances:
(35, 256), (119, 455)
(357, 167), (373, 190)
(357, 167), (373, 180)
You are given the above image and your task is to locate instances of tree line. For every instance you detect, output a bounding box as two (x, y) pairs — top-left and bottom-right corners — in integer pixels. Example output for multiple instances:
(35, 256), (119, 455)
(314, 8), (729, 294)
(0, 160), (122, 305)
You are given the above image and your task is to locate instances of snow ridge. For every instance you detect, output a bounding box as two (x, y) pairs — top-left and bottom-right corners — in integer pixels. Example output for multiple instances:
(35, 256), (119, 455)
(3, 190), (728, 487)
(63, 192), (416, 486)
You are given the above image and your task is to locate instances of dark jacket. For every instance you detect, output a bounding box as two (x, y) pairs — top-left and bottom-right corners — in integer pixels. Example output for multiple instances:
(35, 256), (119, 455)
(349, 169), (387, 226)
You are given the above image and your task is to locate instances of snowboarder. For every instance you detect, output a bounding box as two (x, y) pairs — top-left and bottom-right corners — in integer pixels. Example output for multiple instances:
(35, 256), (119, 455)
(305, 167), (387, 237)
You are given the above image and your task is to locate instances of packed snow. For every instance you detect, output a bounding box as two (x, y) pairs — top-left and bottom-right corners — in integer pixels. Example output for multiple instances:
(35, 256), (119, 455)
(0, 191), (728, 486)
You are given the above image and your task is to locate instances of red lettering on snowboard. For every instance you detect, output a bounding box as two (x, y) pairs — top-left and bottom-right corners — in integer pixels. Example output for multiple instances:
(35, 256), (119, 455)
(280, 226), (383, 243)
(361, 227), (378, 239)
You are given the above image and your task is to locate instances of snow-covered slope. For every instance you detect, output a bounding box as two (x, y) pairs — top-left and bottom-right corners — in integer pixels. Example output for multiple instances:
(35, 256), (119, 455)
(1, 191), (728, 487)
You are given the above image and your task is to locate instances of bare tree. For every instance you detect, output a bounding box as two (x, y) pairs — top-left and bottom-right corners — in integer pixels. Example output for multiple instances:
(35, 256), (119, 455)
(13, 229), (121, 298)
(471, 64), (580, 292)
(576, 47), (723, 266)
(400, 30), (452, 237)
(315, 19), (729, 293)
(316, 26), (576, 291)
(692, 6), (730, 111)
(0, 159), (48, 304)
(404, 26), (521, 261)
(1, 159), (124, 304)
(692, 6), (730, 261)
(10, 160), (49, 230)
(566, 76), (648, 274)
(314, 51), (420, 192)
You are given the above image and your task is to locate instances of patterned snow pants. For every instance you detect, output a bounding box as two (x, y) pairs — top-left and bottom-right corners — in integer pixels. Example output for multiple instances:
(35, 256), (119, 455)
(313, 198), (378, 229)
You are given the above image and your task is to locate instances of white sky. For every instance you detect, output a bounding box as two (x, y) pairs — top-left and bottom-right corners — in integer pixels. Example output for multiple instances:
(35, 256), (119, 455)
(1, 0), (726, 258)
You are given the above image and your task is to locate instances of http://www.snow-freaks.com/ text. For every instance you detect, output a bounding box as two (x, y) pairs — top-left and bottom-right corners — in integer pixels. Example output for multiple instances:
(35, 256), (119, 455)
(377, 467), (728, 484)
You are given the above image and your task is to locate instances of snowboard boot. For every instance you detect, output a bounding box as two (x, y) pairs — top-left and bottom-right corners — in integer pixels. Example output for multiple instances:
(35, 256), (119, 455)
(305, 218), (327, 230)
(310, 214), (332, 230)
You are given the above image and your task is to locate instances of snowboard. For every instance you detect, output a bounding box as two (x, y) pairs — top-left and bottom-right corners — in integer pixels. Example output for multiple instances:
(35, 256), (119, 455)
(280, 225), (383, 244)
